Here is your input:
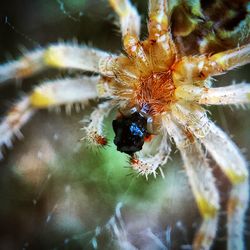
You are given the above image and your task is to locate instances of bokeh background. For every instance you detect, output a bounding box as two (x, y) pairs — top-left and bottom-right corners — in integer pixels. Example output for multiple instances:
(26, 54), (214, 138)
(0, 1), (249, 249)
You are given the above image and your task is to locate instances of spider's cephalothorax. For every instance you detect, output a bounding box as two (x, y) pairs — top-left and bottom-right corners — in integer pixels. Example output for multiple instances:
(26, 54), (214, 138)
(104, 34), (178, 118)
(0, 1), (250, 250)
(112, 111), (149, 155)
(135, 71), (176, 114)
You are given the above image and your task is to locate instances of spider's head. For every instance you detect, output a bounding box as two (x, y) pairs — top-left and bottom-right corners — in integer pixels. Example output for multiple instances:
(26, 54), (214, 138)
(112, 111), (150, 155)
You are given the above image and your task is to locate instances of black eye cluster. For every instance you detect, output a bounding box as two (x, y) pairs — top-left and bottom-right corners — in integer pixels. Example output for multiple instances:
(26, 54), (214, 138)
(112, 112), (149, 155)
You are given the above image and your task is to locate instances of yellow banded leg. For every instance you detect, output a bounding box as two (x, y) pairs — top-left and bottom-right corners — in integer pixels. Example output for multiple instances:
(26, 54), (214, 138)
(227, 180), (249, 250)
(109, 0), (145, 63)
(208, 43), (250, 73)
(164, 115), (219, 250)
(175, 84), (250, 105)
(109, 0), (140, 38)
(0, 76), (99, 159)
(171, 104), (249, 250)
(197, 122), (249, 250)
(172, 44), (250, 86)
(0, 44), (109, 83)
(30, 76), (98, 108)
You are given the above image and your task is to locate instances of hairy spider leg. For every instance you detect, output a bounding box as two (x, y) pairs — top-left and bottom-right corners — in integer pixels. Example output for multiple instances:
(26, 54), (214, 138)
(148, 0), (169, 40)
(165, 115), (220, 250)
(146, 0), (177, 70)
(0, 44), (110, 83)
(82, 102), (113, 147)
(172, 44), (250, 86)
(109, 0), (150, 70)
(0, 97), (34, 160)
(175, 83), (250, 105)
(109, 0), (140, 38)
(199, 122), (249, 250)
(109, 0), (141, 55)
(0, 76), (99, 159)
(130, 131), (170, 178)
(172, 103), (249, 250)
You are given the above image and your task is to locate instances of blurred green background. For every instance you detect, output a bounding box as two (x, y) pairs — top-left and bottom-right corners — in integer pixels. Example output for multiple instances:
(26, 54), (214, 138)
(0, 1), (249, 250)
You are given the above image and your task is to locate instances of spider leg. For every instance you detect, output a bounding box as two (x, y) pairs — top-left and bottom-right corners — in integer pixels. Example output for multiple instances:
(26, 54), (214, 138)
(205, 43), (250, 75)
(109, 0), (149, 68)
(172, 44), (250, 85)
(171, 102), (210, 138)
(30, 76), (98, 108)
(164, 115), (219, 250)
(0, 96), (34, 160)
(198, 122), (249, 250)
(146, 0), (177, 70)
(130, 132), (171, 179)
(0, 76), (99, 159)
(172, 103), (249, 250)
(175, 83), (250, 105)
(109, 0), (140, 38)
(109, 0), (140, 53)
(0, 44), (110, 83)
(82, 101), (113, 147)
(148, 0), (169, 40)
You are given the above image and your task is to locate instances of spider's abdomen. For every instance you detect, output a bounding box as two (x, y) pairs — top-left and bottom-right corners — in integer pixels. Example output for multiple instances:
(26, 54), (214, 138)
(112, 112), (149, 155)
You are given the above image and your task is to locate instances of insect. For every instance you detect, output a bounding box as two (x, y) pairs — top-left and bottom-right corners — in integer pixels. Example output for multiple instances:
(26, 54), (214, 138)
(0, 0), (249, 250)
(112, 111), (150, 155)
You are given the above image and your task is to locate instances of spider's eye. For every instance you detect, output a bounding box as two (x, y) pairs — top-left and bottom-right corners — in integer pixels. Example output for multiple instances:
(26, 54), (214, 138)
(112, 112), (149, 155)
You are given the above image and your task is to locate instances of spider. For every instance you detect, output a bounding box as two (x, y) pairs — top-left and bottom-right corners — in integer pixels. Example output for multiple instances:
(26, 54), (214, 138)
(0, 0), (249, 249)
